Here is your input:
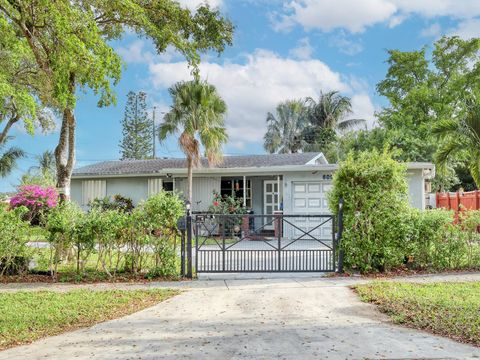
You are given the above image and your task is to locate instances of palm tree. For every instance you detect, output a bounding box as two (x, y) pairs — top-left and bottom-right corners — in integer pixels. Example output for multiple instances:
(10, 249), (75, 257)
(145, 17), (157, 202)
(302, 91), (365, 153)
(159, 79), (228, 205)
(0, 138), (24, 178)
(263, 100), (308, 154)
(306, 91), (364, 131)
(433, 101), (480, 187)
(29, 150), (56, 178)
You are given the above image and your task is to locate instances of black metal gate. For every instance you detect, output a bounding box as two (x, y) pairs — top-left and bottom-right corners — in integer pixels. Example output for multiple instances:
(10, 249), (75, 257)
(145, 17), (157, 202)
(192, 213), (336, 273)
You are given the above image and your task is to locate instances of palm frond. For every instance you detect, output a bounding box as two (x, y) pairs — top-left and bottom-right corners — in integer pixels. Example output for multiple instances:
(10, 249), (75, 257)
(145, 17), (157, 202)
(468, 154), (480, 188)
(464, 107), (480, 146)
(431, 118), (459, 137)
(434, 138), (463, 172)
(0, 146), (24, 177)
(264, 100), (307, 153)
(336, 118), (366, 131)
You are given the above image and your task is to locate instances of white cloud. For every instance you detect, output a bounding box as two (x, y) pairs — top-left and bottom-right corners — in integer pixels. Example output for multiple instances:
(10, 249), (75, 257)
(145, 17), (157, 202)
(350, 93), (377, 129)
(272, 0), (480, 33)
(289, 37), (314, 59)
(329, 32), (363, 55)
(117, 40), (153, 64)
(272, 0), (396, 33)
(117, 41), (184, 65)
(177, 0), (223, 11)
(388, 14), (406, 28)
(420, 23), (442, 38)
(449, 18), (480, 39)
(149, 49), (374, 148)
(392, 0), (480, 19)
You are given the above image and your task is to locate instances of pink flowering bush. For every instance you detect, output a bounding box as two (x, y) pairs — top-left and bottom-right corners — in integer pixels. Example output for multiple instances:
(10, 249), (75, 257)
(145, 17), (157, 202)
(10, 185), (58, 224)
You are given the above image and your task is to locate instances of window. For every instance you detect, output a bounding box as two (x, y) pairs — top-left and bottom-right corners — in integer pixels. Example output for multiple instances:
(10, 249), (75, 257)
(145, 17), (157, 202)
(220, 178), (252, 207)
(148, 178), (163, 197)
(82, 180), (106, 205)
(163, 181), (174, 192)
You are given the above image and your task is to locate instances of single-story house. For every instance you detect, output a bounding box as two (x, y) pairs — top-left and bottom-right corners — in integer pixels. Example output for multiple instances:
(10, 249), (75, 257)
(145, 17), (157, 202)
(71, 152), (434, 223)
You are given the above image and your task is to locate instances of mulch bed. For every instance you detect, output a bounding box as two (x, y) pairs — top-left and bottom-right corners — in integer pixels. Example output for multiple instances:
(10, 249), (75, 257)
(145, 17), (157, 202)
(0, 273), (183, 284)
(327, 266), (480, 278)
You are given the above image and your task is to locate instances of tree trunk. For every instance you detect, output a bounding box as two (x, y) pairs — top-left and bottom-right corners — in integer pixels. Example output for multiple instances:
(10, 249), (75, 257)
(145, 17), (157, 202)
(187, 156), (193, 206)
(0, 114), (20, 144)
(55, 74), (76, 199)
(55, 108), (76, 198)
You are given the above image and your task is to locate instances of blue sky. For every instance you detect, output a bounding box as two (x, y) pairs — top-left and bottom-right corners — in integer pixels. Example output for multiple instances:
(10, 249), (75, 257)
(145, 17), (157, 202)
(2, 0), (480, 192)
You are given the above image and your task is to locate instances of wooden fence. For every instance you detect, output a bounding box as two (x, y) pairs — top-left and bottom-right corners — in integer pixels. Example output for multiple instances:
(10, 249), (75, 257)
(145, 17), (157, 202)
(436, 191), (480, 211)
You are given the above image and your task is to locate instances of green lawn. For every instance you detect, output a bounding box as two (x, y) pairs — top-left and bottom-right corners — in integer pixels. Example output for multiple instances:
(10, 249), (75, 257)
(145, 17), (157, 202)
(0, 289), (178, 349)
(354, 281), (480, 346)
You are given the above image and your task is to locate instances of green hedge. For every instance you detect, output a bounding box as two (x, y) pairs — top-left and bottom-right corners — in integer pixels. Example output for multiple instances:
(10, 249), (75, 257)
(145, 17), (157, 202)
(329, 150), (480, 273)
(329, 150), (411, 272)
(0, 190), (185, 279)
(43, 190), (185, 279)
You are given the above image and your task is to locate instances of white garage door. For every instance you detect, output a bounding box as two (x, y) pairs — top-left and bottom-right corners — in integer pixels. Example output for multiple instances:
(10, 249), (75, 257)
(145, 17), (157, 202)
(291, 181), (332, 238)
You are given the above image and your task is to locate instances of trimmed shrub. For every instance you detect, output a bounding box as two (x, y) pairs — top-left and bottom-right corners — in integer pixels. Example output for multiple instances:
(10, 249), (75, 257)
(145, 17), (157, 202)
(329, 150), (480, 273)
(0, 206), (32, 275)
(139, 191), (184, 235)
(406, 209), (457, 269)
(39, 191), (184, 279)
(329, 150), (412, 273)
(43, 201), (82, 278)
(90, 194), (134, 213)
(10, 185), (58, 225)
(136, 191), (184, 273)
(406, 208), (480, 270)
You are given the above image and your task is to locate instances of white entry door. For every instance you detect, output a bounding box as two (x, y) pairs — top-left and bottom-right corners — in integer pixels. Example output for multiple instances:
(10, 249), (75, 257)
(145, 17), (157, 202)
(264, 180), (279, 229)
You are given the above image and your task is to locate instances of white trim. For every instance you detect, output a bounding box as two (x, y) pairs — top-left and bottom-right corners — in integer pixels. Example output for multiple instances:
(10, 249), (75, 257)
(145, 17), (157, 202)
(305, 152), (328, 165)
(72, 164), (339, 179)
(243, 175), (246, 207)
(263, 180), (279, 230)
(72, 162), (435, 179)
(276, 175), (281, 209)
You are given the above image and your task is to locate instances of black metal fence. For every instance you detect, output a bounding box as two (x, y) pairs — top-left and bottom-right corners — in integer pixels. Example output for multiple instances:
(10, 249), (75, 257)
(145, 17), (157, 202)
(179, 211), (342, 275)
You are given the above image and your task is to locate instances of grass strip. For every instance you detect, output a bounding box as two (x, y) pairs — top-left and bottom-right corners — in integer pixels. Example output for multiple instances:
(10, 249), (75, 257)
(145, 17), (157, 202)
(354, 281), (480, 346)
(0, 288), (178, 349)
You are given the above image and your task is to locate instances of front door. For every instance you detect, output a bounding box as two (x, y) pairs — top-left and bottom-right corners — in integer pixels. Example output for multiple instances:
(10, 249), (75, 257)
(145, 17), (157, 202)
(264, 180), (279, 229)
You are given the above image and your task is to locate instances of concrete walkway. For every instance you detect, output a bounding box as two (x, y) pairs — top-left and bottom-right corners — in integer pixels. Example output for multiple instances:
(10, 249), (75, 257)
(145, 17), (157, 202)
(0, 273), (479, 359)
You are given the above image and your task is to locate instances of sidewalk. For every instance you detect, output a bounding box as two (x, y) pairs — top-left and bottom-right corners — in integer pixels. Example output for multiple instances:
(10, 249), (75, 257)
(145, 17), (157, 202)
(0, 271), (479, 359)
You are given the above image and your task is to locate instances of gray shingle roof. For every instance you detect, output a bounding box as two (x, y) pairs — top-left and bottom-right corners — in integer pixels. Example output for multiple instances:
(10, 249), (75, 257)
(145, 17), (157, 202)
(72, 152), (322, 176)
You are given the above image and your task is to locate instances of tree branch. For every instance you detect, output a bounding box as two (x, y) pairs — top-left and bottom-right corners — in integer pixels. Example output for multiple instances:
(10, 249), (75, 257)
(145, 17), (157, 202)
(0, 113), (21, 144)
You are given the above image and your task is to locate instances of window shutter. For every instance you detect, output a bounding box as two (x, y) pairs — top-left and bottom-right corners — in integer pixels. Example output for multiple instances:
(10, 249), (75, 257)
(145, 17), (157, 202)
(82, 180), (106, 205)
(148, 178), (163, 197)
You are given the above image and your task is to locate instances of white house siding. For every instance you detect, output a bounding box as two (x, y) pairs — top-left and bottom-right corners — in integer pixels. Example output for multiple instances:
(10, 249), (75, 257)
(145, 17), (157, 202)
(71, 177), (149, 209)
(406, 169), (425, 210)
(174, 177), (221, 212)
(70, 181), (83, 207)
(106, 178), (149, 205)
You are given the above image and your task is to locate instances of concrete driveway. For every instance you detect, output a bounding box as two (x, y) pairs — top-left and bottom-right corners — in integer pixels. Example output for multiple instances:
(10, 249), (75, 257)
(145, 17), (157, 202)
(1, 274), (479, 359)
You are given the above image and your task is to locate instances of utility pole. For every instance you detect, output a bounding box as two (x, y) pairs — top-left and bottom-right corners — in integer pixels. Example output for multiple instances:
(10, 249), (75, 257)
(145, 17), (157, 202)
(152, 106), (156, 159)
(134, 93), (138, 159)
